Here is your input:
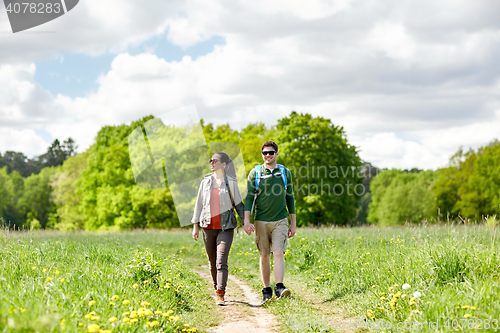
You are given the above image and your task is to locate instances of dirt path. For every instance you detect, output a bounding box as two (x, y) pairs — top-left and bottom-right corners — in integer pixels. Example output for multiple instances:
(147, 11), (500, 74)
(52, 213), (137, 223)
(194, 268), (277, 333)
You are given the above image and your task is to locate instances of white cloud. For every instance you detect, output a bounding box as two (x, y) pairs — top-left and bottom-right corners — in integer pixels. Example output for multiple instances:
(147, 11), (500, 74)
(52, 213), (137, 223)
(364, 22), (416, 60)
(0, 128), (47, 157)
(246, 0), (352, 20)
(1, 0), (500, 168)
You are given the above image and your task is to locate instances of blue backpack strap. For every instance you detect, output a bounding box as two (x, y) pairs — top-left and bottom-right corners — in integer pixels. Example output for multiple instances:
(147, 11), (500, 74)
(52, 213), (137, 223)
(254, 165), (263, 192)
(251, 165), (263, 216)
(277, 164), (287, 188)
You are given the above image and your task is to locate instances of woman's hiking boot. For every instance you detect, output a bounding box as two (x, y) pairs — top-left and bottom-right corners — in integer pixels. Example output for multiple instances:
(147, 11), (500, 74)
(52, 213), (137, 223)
(216, 289), (225, 306)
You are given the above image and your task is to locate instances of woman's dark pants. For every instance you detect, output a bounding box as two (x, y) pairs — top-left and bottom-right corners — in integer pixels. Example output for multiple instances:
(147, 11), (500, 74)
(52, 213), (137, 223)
(202, 228), (234, 291)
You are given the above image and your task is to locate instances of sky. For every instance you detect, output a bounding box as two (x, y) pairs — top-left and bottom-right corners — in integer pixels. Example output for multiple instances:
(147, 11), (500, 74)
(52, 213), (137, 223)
(1, 0), (499, 170)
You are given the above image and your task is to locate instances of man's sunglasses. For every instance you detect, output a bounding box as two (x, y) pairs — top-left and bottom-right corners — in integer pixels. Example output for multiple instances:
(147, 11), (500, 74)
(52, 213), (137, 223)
(262, 151), (276, 156)
(209, 159), (220, 164)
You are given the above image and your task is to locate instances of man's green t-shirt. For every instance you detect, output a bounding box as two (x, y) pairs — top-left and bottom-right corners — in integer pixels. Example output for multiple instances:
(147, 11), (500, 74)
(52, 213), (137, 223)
(244, 165), (296, 221)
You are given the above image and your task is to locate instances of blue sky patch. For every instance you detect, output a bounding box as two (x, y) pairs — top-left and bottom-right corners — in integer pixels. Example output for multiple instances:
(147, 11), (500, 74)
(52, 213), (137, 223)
(34, 34), (226, 98)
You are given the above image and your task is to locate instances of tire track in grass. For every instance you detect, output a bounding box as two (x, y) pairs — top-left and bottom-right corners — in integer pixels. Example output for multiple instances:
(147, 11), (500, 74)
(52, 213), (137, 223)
(193, 267), (277, 333)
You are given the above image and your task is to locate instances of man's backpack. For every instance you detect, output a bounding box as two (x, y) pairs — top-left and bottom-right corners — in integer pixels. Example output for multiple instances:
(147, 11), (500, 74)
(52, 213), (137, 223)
(250, 164), (288, 216)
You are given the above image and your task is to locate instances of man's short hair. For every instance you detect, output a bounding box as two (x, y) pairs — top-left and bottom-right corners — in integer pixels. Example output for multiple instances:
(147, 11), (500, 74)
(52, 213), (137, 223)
(261, 141), (278, 152)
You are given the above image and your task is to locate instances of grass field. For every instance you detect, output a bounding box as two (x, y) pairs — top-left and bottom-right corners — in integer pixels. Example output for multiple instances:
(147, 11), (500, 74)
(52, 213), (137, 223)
(2, 224), (500, 332)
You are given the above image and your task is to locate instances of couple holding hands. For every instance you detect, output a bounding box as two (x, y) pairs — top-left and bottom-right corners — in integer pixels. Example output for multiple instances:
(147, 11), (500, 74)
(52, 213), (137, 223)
(191, 141), (296, 305)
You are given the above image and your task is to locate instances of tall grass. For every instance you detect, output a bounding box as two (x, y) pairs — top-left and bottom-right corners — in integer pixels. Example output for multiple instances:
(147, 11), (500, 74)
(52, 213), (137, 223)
(2, 224), (500, 332)
(227, 224), (500, 332)
(0, 230), (213, 332)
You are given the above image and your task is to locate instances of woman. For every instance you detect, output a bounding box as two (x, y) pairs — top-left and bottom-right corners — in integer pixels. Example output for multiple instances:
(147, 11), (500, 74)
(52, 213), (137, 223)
(192, 152), (245, 305)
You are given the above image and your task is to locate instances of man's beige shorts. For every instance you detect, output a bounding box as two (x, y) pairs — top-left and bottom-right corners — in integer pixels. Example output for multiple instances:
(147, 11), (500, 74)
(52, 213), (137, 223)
(254, 218), (289, 256)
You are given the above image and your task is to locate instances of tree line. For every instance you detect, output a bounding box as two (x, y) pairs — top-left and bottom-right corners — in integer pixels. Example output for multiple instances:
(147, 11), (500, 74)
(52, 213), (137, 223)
(0, 112), (364, 230)
(4, 112), (496, 230)
(368, 139), (500, 225)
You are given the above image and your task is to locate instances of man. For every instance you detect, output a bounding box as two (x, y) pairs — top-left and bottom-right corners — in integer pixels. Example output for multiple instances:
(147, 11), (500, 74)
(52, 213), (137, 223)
(243, 141), (296, 303)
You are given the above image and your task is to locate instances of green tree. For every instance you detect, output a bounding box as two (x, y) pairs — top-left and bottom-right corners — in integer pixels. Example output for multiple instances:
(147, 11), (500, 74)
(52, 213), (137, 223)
(37, 138), (77, 168)
(431, 147), (473, 220)
(1, 151), (35, 177)
(431, 145), (492, 220)
(1, 169), (24, 228)
(458, 142), (500, 218)
(50, 152), (88, 230)
(239, 122), (276, 174)
(202, 121), (240, 144)
(367, 169), (404, 224)
(17, 167), (58, 229)
(0, 167), (9, 222)
(276, 112), (363, 226)
(368, 170), (437, 225)
(79, 116), (178, 230)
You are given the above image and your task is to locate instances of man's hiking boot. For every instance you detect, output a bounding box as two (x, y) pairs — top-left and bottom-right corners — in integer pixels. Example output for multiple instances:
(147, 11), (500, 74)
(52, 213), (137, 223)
(261, 287), (273, 304)
(275, 283), (291, 298)
(216, 289), (225, 306)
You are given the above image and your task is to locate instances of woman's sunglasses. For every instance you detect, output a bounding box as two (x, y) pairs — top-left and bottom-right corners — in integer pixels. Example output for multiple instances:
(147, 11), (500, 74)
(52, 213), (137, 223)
(262, 151), (276, 156)
(209, 159), (220, 164)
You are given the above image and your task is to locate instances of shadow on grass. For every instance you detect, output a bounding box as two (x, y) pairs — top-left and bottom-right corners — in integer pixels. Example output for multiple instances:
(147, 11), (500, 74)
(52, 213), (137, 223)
(322, 286), (368, 303)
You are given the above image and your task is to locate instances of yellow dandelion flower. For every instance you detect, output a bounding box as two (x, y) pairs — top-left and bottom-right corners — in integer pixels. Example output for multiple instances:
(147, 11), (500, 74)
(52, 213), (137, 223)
(184, 324), (190, 327)
(130, 318), (138, 323)
(91, 315), (99, 321)
(55, 270), (60, 275)
(100, 330), (111, 333)
(154, 310), (162, 314)
(145, 309), (154, 316)
(32, 266), (37, 270)
(471, 306), (477, 310)
(87, 324), (100, 333)
(141, 301), (150, 306)
(111, 295), (119, 300)
(122, 317), (130, 323)
(59, 278), (65, 282)
(46, 277), (53, 281)
(122, 311), (130, 316)
(150, 320), (159, 326)
(42, 268), (47, 272)
(109, 302), (115, 306)
(130, 313), (138, 319)
(79, 322), (83, 326)
(132, 283), (138, 288)
(88, 300), (96, 306)
(122, 299), (130, 305)
(164, 284), (171, 289)
(166, 309), (174, 315)
(108, 317), (118, 323)
(60, 319), (66, 326)
(464, 314), (471, 318)
(462, 305), (469, 309)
